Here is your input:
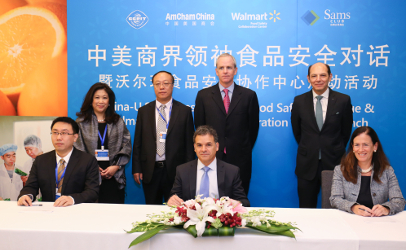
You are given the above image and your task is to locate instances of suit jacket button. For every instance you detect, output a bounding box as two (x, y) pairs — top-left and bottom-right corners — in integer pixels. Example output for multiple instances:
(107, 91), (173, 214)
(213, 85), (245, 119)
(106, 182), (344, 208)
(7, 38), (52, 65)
(372, 193), (376, 197)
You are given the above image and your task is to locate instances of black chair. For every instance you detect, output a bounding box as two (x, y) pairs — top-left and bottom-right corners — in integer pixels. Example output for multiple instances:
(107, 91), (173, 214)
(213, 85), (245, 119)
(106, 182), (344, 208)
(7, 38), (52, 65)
(321, 170), (334, 209)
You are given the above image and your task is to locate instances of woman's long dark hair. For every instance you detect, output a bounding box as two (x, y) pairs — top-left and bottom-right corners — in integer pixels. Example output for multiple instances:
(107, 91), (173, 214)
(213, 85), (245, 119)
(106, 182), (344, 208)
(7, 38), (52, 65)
(340, 126), (390, 184)
(76, 82), (119, 124)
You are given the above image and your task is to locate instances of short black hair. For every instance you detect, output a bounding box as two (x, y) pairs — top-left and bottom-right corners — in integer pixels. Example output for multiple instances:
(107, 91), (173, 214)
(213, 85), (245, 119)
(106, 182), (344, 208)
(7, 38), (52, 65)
(193, 125), (218, 143)
(308, 63), (331, 76)
(51, 117), (80, 134)
(152, 71), (174, 84)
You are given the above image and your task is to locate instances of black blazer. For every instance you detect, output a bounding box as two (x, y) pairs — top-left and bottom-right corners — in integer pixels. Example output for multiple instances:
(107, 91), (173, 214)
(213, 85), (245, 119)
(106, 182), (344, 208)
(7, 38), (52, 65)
(291, 89), (353, 181)
(170, 159), (250, 207)
(132, 99), (195, 184)
(194, 83), (259, 184)
(18, 147), (99, 204)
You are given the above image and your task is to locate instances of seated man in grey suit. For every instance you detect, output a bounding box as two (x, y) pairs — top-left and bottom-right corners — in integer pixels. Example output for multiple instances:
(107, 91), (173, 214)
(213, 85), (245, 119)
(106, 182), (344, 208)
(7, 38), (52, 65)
(17, 117), (99, 207)
(168, 125), (249, 207)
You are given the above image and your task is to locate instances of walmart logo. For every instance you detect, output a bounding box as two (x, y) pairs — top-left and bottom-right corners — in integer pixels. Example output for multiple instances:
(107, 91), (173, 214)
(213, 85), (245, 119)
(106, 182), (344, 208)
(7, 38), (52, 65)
(301, 10), (319, 25)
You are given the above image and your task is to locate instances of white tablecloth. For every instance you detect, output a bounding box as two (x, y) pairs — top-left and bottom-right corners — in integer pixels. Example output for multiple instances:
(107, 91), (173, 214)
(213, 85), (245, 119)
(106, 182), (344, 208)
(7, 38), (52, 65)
(0, 202), (405, 250)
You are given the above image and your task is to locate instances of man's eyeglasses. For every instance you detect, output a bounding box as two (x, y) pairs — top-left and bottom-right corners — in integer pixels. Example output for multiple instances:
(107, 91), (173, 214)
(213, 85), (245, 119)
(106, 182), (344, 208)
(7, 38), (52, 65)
(153, 82), (172, 88)
(50, 132), (74, 137)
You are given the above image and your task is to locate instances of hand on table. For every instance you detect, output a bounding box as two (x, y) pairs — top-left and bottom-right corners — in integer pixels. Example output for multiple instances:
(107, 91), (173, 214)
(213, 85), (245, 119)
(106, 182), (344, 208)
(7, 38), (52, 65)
(167, 194), (184, 207)
(371, 204), (389, 217)
(351, 204), (373, 217)
(17, 195), (32, 206)
(54, 196), (74, 207)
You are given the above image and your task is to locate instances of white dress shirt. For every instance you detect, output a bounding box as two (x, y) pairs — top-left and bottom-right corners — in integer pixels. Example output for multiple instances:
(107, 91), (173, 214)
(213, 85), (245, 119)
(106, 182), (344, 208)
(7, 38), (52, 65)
(195, 158), (219, 199)
(155, 98), (173, 161)
(219, 83), (234, 102)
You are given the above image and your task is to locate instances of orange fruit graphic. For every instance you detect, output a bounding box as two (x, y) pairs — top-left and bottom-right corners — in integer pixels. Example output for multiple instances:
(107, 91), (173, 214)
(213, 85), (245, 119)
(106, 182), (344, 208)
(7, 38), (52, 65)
(26, 0), (66, 5)
(0, 89), (16, 115)
(0, 6), (66, 106)
(31, 2), (67, 37)
(17, 52), (67, 116)
(0, 0), (27, 16)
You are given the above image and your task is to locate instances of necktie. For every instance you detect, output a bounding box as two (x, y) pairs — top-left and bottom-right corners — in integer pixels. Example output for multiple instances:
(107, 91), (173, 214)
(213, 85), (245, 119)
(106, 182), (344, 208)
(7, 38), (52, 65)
(316, 96), (324, 130)
(316, 96), (323, 159)
(200, 166), (210, 198)
(223, 89), (230, 114)
(156, 104), (166, 156)
(57, 159), (66, 193)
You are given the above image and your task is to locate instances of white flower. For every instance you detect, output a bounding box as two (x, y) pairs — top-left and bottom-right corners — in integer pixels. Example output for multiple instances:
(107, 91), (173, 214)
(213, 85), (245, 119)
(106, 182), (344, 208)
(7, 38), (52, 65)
(241, 218), (247, 227)
(215, 199), (234, 217)
(173, 216), (182, 225)
(183, 202), (216, 237)
(251, 217), (262, 227)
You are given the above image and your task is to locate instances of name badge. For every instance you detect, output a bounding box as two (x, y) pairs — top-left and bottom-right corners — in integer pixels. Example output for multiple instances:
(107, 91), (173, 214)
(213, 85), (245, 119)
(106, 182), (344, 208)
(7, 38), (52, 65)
(159, 131), (167, 143)
(95, 149), (109, 161)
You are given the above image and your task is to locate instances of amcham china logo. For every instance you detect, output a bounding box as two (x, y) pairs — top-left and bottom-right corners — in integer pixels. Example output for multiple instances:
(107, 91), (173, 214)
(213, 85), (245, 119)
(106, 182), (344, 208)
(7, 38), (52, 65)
(126, 10), (148, 29)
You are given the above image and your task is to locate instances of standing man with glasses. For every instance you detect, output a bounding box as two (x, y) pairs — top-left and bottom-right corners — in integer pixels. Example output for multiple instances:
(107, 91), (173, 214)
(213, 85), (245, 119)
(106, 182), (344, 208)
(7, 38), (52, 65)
(291, 62), (353, 208)
(133, 71), (195, 204)
(17, 117), (99, 207)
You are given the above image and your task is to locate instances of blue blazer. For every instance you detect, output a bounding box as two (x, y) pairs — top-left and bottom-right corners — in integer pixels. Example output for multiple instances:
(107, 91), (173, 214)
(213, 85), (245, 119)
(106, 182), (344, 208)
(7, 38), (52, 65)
(330, 165), (405, 215)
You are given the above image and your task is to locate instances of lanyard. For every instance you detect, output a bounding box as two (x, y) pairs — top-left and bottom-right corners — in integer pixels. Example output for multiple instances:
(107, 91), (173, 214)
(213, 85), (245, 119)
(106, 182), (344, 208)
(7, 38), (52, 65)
(156, 103), (172, 130)
(55, 161), (67, 189)
(98, 125), (108, 147)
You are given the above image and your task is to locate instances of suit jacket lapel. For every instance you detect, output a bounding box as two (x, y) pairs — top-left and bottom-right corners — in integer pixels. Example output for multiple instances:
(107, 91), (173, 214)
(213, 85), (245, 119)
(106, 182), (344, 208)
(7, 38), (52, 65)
(227, 84), (242, 116)
(212, 84), (227, 116)
(48, 151), (57, 200)
(324, 89), (337, 126)
(61, 148), (79, 195)
(189, 160), (198, 199)
(216, 159), (225, 197)
(167, 100), (178, 135)
(306, 91), (320, 131)
(148, 101), (157, 140)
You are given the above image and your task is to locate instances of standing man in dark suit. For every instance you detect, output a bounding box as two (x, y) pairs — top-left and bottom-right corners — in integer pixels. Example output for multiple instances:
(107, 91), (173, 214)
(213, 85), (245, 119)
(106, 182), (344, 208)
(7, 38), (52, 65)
(17, 117), (99, 207)
(168, 125), (249, 207)
(291, 62), (353, 208)
(132, 71), (195, 204)
(194, 53), (259, 195)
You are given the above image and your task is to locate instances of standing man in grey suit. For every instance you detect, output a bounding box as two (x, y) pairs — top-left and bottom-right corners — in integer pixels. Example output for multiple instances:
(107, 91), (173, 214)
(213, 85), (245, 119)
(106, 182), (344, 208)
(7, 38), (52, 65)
(291, 62), (353, 208)
(132, 71), (195, 204)
(194, 53), (259, 195)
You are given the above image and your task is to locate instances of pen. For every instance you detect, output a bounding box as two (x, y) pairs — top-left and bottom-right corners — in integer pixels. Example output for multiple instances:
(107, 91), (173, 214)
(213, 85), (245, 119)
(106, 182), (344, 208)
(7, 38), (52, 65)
(31, 204), (43, 206)
(358, 207), (371, 213)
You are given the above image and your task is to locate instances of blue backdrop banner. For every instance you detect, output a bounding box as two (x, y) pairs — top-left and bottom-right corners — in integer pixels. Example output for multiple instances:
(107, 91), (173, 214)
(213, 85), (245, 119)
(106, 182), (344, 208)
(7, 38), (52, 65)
(67, 0), (406, 207)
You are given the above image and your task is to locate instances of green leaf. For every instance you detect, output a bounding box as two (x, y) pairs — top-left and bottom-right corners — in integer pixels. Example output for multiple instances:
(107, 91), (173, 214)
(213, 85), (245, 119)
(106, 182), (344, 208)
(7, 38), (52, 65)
(245, 223), (298, 238)
(128, 225), (169, 248)
(184, 225), (198, 238)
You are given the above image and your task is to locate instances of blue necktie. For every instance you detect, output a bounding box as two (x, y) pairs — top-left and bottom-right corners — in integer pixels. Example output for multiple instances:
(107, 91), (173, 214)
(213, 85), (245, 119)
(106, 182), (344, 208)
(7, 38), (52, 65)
(200, 166), (210, 198)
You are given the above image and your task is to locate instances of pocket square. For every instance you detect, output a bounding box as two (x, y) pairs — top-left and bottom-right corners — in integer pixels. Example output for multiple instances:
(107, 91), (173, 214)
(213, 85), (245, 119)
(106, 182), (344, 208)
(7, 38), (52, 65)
(336, 112), (340, 115)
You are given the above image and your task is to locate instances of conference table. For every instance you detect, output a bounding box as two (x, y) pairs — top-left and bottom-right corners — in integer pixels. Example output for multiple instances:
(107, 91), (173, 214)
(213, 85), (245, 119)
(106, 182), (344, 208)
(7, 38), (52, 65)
(0, 202), (405, 250)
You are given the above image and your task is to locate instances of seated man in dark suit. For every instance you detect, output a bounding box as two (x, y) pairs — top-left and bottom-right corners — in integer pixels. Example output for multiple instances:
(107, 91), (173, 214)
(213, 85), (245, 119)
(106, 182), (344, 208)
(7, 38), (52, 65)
(17, 117), (99, 207)
(168, 125), (249, 207)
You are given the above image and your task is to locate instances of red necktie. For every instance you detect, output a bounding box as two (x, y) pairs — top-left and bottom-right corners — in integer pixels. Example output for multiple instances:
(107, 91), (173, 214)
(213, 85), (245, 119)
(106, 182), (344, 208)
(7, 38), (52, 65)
(223, 89), (230, 114)
(223, 89), (230, 154)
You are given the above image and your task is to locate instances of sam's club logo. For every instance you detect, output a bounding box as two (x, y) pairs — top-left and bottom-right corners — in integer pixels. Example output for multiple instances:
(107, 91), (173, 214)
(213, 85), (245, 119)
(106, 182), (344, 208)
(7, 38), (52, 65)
(126, 10), (149, 29)
(301, 10), (319, 26)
